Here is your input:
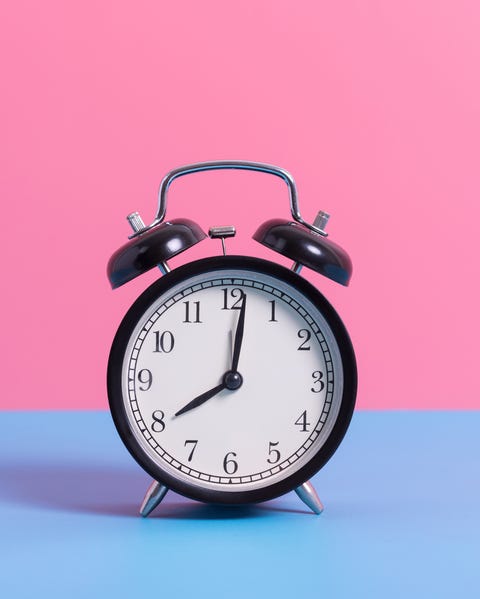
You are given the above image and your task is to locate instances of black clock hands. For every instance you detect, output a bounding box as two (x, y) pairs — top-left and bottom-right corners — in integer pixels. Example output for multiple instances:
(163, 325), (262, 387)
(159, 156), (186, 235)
(174, 369), (244, 417)
(175, 294), (246, 417)
(231, 292), (246, 372)
(174, 382), (227, 417)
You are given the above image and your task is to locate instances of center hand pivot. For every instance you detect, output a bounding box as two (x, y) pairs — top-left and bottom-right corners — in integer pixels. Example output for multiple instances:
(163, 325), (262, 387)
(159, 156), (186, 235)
(174, 370), (244, 417)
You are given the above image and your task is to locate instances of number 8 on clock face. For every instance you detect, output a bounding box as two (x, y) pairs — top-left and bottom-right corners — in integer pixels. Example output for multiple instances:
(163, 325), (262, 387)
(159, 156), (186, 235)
(107, 256), (356, 505)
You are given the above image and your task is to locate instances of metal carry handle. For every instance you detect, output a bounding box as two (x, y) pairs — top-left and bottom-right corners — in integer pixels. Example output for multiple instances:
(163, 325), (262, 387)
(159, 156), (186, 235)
(129, 160), (326, 237)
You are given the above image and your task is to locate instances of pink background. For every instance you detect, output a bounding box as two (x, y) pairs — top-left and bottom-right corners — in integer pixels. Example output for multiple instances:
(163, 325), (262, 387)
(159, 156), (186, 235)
(1, 1), (479, 410)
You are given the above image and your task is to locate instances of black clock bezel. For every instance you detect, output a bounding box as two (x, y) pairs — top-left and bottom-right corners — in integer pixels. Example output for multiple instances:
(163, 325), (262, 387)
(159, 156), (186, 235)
(107, 255), (357, 505)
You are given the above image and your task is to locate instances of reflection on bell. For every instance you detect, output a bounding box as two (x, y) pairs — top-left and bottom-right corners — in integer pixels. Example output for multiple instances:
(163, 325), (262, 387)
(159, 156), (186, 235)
(107, 219), (207, 288)
(253, 219), (352, 286)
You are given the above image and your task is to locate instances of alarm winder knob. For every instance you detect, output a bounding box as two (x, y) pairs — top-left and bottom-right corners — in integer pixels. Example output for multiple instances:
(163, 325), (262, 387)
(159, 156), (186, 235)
(313, 210), (330, 234)
(126, 211), (147, 234)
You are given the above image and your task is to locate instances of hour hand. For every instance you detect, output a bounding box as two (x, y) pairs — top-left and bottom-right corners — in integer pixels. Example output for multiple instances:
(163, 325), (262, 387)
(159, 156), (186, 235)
(174, 382), (226, 417)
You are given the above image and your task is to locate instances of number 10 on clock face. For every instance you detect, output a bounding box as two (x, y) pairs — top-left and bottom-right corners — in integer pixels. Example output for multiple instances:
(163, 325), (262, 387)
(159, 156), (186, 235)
(108, 256), (356, 504)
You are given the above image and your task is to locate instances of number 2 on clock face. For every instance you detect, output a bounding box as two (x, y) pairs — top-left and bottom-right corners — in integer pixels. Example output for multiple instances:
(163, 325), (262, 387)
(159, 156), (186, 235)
(122, 268), (343, 492)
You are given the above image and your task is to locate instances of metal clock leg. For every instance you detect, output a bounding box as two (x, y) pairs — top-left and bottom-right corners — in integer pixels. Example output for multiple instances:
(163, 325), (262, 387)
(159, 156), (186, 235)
(139, 480), (169, 517)
(295, 481), (324, 514)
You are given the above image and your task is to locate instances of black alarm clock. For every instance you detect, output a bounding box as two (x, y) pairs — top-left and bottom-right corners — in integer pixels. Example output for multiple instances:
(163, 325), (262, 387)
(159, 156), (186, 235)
(107, 161), (357, 516)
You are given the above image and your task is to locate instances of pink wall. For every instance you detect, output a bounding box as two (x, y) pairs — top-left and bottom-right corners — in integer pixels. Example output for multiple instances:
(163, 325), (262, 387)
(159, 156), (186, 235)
(1, 1), (479, 410)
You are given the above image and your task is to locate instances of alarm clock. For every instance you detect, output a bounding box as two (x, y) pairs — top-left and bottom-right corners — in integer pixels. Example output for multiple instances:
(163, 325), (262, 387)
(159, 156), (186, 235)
(107, 161), (357, 517)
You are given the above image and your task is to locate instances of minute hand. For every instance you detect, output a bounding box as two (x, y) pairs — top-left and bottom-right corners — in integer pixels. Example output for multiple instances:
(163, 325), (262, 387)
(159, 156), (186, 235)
(231, 294), (246, 372)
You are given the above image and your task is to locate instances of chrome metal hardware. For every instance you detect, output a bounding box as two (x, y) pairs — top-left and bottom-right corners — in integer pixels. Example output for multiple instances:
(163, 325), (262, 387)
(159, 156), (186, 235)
(127, 161), (329, 239)
(209, 225), (236, 255)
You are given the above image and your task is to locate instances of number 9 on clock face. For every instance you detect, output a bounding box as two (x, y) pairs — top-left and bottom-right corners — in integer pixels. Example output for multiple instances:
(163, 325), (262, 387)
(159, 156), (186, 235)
(107, 256), (357, 504)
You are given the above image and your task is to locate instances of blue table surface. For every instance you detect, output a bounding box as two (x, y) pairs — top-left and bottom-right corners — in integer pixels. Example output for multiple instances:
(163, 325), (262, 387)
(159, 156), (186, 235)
(0, 411), (478, 598)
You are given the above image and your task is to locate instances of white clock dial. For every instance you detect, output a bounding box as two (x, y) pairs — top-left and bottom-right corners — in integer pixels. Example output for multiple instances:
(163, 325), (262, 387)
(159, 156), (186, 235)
(120, 267), (344, 493)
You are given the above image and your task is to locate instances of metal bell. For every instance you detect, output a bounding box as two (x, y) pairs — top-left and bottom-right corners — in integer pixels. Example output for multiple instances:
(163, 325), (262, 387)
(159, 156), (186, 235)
(253, 218), (352, 286)
(107, 218), (206, 289)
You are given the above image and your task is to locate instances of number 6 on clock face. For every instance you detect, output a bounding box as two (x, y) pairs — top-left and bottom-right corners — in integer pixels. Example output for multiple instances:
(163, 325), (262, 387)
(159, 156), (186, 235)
(108, 256), (356, 505)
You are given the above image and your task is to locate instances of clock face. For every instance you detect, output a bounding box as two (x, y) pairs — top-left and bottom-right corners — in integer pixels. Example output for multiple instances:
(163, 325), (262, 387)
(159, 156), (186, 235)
(108, 256), (356, 503)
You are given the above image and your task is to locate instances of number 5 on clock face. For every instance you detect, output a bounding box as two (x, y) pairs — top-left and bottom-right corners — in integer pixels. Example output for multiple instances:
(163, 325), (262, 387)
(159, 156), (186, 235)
(108, 256), (356, 505)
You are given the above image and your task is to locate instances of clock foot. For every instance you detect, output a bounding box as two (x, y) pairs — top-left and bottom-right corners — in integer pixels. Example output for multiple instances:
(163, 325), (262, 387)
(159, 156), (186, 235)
(139, 480), (169, 517)
(295, 481), (324, 515)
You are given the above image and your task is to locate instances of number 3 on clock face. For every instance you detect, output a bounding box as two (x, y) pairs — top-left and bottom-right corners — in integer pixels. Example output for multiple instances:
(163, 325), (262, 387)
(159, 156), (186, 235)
(107, 256), (357, 505)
